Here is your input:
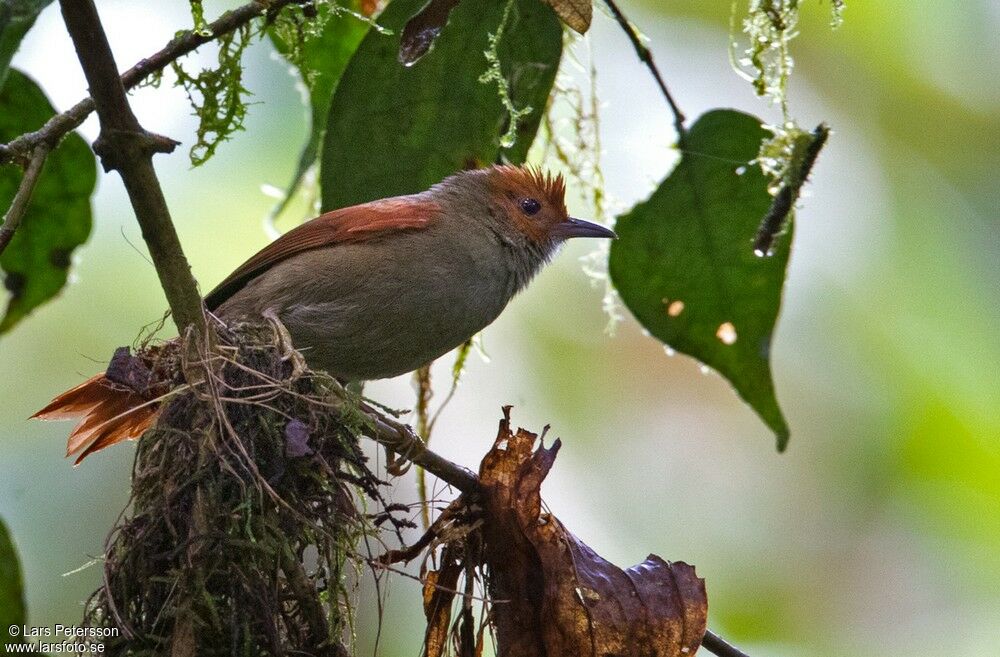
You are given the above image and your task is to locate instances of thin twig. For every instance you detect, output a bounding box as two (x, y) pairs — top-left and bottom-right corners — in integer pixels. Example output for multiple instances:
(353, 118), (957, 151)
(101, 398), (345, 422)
(357, 397), (481, 495)
(57, 0), (207, 339)
(603, 0), (686, 140)
(0, 143), (49, 255)
(753, 123), (829, 256)
(0, 0), (307, 167)
(702, 629), (753, 657)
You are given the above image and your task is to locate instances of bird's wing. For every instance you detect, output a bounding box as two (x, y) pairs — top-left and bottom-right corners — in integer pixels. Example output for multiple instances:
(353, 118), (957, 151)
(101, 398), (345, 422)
(204, 196), (441, 310)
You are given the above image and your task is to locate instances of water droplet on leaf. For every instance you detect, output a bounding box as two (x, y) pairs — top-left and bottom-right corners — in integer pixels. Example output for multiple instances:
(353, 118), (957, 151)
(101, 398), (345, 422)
(716, 322), (738, 345)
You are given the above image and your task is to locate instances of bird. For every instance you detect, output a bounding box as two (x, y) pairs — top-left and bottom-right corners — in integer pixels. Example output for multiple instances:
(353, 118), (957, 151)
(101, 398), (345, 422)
(32, 165), (616, 463)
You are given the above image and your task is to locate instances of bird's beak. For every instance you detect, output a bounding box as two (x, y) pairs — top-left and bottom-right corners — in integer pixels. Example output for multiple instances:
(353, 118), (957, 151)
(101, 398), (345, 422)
(553, 218), (617, 240)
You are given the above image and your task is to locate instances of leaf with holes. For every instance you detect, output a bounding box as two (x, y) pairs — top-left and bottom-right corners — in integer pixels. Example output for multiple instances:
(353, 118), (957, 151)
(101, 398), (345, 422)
(0, 69), (96, 333)
(609, 109), (791, 448)
(0, 517), (25, 648)
(321, 0), (562, 210)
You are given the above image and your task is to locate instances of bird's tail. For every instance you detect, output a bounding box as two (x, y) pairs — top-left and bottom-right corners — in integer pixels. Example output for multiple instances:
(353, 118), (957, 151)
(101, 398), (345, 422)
(32, 373), (159, 464)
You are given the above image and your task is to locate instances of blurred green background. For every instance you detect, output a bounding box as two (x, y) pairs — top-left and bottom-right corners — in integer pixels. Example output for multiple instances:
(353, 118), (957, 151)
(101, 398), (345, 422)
(2, 0), (998, 654)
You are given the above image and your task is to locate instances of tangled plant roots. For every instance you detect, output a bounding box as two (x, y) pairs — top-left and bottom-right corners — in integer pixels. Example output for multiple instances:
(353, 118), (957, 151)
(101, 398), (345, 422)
(84, 322), (389, 656)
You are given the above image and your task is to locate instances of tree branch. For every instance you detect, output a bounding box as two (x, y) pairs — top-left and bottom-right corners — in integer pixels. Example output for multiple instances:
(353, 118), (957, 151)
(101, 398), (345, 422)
(355, 397), (480, 495)
(0, 0), (306, 168)
(57, 0), (205, 337)
(753, 123), (829, 257)
(603, 0), (686, 140)
(702, 629), (753, 657)
(0, 143), (49, 255)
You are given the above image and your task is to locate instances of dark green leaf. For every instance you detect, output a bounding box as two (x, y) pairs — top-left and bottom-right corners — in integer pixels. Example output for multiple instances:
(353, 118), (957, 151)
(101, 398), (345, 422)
(0, 0), (53, 87)
(0, 516), (26, 647)
(609, 109), (791, 448)
(321, 0), (562, 210)
(268, 2), (370, 216)
(1, 69), (96, 333)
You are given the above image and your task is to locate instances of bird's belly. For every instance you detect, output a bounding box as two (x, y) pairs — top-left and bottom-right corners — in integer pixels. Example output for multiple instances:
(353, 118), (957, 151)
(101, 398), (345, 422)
(262, 240), (511, 380)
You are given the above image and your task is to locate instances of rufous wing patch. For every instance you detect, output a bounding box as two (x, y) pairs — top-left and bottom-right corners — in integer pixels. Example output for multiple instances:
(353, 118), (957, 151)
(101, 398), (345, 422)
(205, 197), (441, 310)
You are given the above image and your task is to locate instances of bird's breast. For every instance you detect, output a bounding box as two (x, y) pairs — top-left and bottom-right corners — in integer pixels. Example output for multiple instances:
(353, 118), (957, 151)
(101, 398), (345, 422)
(219, 223), (516, 380)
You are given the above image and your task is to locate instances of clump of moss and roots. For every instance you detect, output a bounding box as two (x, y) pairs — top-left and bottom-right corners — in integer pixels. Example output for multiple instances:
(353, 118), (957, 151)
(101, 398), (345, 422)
(83, 321), (404, 656)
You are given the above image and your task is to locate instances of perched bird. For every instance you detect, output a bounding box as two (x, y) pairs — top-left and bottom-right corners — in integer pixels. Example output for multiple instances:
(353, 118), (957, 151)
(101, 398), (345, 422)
(33, 165), (615, 462)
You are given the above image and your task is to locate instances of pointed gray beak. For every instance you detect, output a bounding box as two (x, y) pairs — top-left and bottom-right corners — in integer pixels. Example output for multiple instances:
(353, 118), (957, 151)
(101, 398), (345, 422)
(553, 217), (617, 240)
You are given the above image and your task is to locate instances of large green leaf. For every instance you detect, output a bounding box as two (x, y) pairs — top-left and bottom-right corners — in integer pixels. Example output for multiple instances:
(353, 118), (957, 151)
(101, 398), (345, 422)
(0, 517), (25, 648)
(321, 0), (562, 209)
(1, 69), (96, 333)
(0, 0), (53, 87)
(268, 2), (370, 216)
(609, 109), (791, 448)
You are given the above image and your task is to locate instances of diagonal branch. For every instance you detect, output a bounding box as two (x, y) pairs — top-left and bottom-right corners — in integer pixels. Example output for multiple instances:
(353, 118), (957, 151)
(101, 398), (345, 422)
(57, 0), (205, 338)
(0, 143), (49, 255)
(0, 0), (307, 168)
(702, 629), (753, 657)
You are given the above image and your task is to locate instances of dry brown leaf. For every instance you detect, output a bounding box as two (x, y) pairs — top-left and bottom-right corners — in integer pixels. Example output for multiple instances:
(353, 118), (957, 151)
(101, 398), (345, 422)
(479, 407), (707, 657)
(423, 547), (463, 657)
(543, 0), (592, 33)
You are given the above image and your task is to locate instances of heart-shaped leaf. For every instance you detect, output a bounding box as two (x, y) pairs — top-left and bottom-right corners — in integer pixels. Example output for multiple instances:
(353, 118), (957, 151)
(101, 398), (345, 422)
(609, 109), (791, 448)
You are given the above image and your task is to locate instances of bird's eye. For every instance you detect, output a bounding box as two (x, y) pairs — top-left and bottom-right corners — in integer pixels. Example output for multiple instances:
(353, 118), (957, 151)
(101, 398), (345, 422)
(519, 198), (542, 216)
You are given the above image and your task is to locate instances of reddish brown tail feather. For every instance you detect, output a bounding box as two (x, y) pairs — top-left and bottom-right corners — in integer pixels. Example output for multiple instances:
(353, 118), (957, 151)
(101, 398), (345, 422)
(32, 373), (158, 464)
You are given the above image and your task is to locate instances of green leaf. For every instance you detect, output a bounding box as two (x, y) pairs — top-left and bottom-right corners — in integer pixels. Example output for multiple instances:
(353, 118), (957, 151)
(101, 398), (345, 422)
(609, 109), (791, 448)
(0, 0), (53, 87)
(268, 3), (370, 215)
(1, 69), (96, 333)
(0, 516), (26, 648)
(321, 0), (562, 210)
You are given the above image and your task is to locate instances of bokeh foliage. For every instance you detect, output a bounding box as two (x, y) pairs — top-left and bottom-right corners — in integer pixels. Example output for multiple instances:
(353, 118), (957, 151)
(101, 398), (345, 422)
(0, 0), (53, 87)
(0, 516), (25, 648)
(0, 69), (95, 333)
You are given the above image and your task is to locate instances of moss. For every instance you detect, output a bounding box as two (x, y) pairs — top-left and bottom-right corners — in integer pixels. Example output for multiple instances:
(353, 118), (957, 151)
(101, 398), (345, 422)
(84, 322), (397, 656)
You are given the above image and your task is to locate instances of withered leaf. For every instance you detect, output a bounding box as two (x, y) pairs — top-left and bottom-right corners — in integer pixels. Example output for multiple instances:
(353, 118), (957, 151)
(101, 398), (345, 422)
(479, 407), (708, 657)
(398, 0), (462, 65)
(423, 547), (463, 657)
(543, 0), (592, 33)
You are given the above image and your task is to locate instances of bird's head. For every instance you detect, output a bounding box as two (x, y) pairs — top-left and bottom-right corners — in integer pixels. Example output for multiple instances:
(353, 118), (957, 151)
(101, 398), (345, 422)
(481, 165), (616, 246)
